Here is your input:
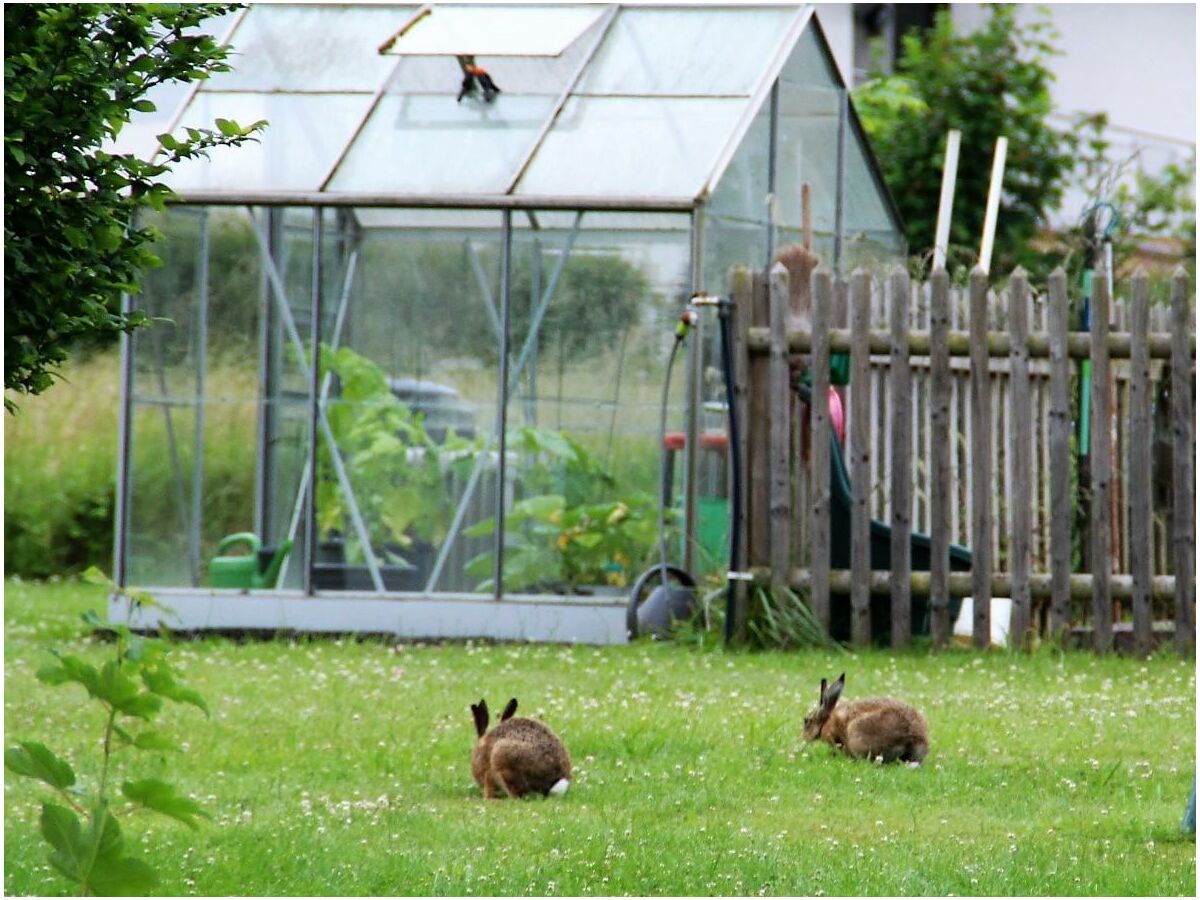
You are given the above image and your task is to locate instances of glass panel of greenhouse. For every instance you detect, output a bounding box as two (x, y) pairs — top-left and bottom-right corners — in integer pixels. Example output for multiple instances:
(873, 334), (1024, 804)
(117, 3), (904, 606)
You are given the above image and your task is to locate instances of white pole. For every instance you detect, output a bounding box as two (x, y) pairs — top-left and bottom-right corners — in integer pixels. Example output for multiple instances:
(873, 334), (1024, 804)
(978, 136), (1008, 275)
(932, 129), (961, 271)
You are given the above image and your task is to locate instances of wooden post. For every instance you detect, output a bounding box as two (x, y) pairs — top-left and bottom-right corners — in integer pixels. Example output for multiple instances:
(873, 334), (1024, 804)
(768, 263), (792, 591)
(930, 268), (952, 648)
(889, 267), (912, 648)
(810, 268), (833, 632)
(1009, 269), (1032, 647)
(1171, 268), (1195, 654)
(1090, 269), (1113, 653)
(1129, 270), (1153, 657)
(748, 272), (772, 578)
(969, 267), (993, 648)
(729, 267), (754, 641)
(850, 269), (872, 647)
(1047, 269), (1073, 640)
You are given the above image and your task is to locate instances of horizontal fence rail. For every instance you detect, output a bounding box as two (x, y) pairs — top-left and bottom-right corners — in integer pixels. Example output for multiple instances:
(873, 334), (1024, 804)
(745, 327), (1193, 359)
(730, 262), (1196, 656)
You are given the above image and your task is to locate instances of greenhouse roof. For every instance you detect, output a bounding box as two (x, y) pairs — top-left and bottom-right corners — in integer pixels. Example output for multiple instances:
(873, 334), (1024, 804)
(149, 2), (894, 218)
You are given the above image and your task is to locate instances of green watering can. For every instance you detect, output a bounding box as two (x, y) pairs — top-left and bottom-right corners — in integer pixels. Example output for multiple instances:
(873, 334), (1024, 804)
(209, 533), (293, 590)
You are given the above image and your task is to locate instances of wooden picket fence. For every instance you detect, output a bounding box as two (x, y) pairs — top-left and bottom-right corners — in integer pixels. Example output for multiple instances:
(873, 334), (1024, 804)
(729, 264), (1196, 655)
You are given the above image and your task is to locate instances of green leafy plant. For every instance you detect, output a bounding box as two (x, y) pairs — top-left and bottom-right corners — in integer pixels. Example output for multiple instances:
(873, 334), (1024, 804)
(853, 5), (1076, 277)
(465, 489), (665, 593)
(4, 3), (266, 410)
(464, 428), (667, 592)
(317, 345), (482, 563)
(4, 568), (210, 895)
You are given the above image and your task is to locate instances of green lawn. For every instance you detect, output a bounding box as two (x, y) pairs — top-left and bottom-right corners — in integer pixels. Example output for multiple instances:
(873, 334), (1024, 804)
(4, 579), (1196, 896)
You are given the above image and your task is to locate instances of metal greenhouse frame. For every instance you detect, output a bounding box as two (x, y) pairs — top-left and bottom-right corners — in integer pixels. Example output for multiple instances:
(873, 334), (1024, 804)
(111, 2), (904, 643)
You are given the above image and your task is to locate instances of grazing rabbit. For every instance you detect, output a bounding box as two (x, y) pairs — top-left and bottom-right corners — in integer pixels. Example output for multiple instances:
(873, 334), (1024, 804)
(470, 698), (571, 799)
(802, 673), (928, 765)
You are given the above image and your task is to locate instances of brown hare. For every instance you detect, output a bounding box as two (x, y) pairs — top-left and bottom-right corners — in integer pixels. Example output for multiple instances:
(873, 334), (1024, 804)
(803, 673), (929, 765)
(470, 698), (571, 799)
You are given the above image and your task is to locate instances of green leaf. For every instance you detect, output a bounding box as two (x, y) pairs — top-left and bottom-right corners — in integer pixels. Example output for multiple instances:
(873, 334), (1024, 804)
(121, 779), (209, 830)
(131, 99), (156, 113)
(94, 661), (142, 710)
(141, 665), (209, 716)
(6, 742), (75, 790)
(37, 654), (100, 696)
(463, 518), (496, 539)
(90, 806), (124, 864)
(116, 693), (163, 721)
(131, 730), (178, 752)
(214, 117), (240, 137)
(41, 803), (88, 883)
(87, 855), (158, 896)
(82, 566), (114, 588)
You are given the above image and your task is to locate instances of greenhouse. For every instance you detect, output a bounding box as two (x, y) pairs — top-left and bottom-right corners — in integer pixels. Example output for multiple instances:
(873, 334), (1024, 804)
(112, 2), (904, 643)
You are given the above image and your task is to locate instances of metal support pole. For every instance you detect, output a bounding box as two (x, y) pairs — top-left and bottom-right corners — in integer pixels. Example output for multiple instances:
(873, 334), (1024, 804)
(304, 209), (324, 595)
(190, 208), (210, 587)
(255, 208), (281, 541)
(766, 80), (779, 267)
(494, 210), (513, 600)
(114, 289), (135, 588)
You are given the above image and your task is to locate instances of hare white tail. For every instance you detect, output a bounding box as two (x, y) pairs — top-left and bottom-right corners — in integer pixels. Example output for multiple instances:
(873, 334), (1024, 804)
(549, 778), (570, 796)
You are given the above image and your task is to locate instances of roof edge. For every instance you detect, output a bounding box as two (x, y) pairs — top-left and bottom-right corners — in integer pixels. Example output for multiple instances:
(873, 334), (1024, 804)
(167, 190), (695, 213)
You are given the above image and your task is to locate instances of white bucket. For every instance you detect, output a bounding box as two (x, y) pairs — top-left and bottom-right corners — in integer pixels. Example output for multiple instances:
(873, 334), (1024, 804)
(953, 597), (1013, 647)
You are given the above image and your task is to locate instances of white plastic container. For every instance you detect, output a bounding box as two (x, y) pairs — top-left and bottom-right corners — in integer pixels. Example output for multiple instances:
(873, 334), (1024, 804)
(953, 597), (1013, 647)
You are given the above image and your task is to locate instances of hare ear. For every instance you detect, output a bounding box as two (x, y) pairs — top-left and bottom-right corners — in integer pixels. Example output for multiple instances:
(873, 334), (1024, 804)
(500, 698), (518, 721)
(822, 675), (844, 712)
(819, 677), (828, 702)
(471, 699), (489, 736)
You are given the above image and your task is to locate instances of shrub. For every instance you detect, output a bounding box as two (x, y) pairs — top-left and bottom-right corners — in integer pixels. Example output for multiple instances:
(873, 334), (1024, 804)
(853, 5), (1076, 276)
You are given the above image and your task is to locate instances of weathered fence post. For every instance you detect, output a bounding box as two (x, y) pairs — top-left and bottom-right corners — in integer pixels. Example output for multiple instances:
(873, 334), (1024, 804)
(1009, 269), (1032, 647)
(729, 267), (754, 642)
(748, 271), (771, 583)
(1091, 269), (1113, 653)
(809, 268), (833, 632)
(1047, 269), (1073, 640)
(768, 263), (792, 592)
(969, 266), (993, 648)
(1171, 267), (1196, 654)
(930, 268), (952, 648)
(1129, 270), (1153, 657)
(850, 269), (873, 647)
(889, 266), (912, 648)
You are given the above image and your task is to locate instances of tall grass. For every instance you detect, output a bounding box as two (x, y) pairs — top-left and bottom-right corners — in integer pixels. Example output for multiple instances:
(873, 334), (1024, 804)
(5, 350), (258, 579)
(6, 353), (121, 577)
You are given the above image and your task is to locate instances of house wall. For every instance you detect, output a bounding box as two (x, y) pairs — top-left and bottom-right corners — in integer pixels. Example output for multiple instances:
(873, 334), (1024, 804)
(951, 3), (1195, 226)
(826, 2), (1195, 230)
